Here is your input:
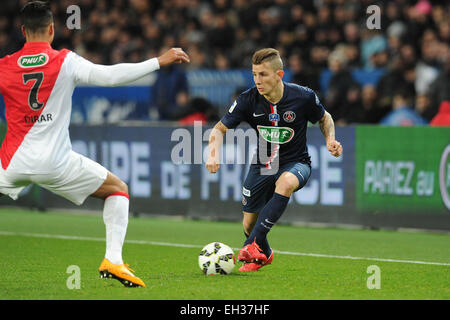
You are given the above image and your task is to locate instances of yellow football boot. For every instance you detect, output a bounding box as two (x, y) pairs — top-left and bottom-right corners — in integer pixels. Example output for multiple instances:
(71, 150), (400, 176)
(98, 258), (146, 288)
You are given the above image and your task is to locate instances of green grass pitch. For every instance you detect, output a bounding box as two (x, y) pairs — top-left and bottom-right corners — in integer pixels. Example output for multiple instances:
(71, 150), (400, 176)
(0, 208), (449, 300)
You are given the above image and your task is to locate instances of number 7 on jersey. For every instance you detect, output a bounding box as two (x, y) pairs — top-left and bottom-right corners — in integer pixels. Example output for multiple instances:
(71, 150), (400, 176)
(22, 72), (44, 110)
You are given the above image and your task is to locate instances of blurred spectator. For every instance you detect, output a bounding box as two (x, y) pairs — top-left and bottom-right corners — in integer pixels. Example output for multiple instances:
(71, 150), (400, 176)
(380, 88), (428, 126)
(173, 97), (220, 125)
(386, 21), (406, 61)
(309, 45), (330, 76)
(206, 12), (235, 53)
(415, 94), (432, 119)
(0, 0), (448, 124)
(343, 22), (360, 46)
(357, 84), (389, 124)
(214, 52), (230, 70)
(385, 2), (403, 30)
(336, 84), (363, 125)
(325, 48), (357, 122)
(186, 44), (210, 69)
(415, 33), (440, 95)
(151, 49), (190, 120)
(229, 27), (258, 68)
(344, 44), (361, 69)
(376, 59), (405, 111)
(360, 31), (388, 69)
(426, 59), (450, 121)
(402, 64), (418, 98)
(430, 101), (450, 126)
(369, 49), (389, 69)
(288, 51), (319, 92)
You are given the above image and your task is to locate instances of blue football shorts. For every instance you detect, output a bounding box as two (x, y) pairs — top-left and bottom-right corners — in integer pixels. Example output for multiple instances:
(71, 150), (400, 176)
(241, 161), (311, 213)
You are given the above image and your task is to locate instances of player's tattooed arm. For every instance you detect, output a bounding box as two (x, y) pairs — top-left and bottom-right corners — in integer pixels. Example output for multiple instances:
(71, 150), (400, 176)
(319, 111), (335, 141)
(206, 121), (228, 173)
(319, 111), (343, 158)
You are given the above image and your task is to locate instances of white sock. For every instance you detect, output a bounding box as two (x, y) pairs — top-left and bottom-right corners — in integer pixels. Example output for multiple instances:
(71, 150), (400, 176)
(103, 193), (129, 265)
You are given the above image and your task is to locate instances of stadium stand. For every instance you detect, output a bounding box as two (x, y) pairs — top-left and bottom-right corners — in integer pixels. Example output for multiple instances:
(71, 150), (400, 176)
(0, 0), (449, 124)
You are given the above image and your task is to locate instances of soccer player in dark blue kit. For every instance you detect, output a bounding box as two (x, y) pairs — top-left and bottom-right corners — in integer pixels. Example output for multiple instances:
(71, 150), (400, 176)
(206, 48), (343, 272)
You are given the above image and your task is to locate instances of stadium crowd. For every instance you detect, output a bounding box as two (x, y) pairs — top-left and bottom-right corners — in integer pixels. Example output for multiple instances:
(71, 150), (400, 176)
(0, 0), (449, 125)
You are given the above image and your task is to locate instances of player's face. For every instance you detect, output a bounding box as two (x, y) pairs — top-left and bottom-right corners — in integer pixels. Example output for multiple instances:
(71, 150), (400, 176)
(252, 62), (281, 96)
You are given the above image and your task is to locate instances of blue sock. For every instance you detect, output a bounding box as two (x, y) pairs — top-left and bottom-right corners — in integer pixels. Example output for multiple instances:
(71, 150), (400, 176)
(244, 193), (290, 257)
(244, 229), (272, 259)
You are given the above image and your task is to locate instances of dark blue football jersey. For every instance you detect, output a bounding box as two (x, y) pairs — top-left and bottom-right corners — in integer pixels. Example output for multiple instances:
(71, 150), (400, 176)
(221, 82), (325, 167)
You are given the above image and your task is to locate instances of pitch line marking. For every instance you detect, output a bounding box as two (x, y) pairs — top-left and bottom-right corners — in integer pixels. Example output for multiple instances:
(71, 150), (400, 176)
(0, 230), (449, 267)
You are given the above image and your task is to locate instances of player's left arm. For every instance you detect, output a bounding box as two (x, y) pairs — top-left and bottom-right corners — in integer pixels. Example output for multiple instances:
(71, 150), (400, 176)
(72, 48), (190, 87)
(318, 111), (343, 157)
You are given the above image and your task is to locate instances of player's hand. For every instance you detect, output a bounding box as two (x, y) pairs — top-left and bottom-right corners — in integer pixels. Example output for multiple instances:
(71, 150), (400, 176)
(327, 139), (343, 157)
(157, 48), (190, 67)
(206, 156), (220, 174)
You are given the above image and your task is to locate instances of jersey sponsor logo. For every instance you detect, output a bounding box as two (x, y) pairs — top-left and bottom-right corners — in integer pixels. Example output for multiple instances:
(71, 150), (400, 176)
(283, 111), (296, 123)
(257, 125), (294, 144)
(269, 113), (280, 122)
(17, 53), (49, 68)
(253, 112), (264, 117)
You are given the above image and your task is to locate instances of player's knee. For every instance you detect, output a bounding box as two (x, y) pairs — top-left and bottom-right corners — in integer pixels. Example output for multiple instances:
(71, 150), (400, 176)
(275, 173), (299, 196)
(275, 179), (296, 197)
(109, 179), (128, 195)
(117, 180), (128, 194)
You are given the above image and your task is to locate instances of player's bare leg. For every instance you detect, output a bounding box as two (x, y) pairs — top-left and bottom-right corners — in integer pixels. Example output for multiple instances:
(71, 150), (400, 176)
(242, 211), (257, 236)
(239, 172), (300, 271)
(90, 171), (128, 200)
(92, 172), (145, 287)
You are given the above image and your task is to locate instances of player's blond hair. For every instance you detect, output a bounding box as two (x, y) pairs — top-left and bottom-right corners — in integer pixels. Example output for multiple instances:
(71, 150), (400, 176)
(252, 48), (283, 71)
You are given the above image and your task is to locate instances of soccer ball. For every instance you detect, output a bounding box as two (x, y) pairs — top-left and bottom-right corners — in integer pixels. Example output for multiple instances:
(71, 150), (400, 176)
(198, 242), (235, 275)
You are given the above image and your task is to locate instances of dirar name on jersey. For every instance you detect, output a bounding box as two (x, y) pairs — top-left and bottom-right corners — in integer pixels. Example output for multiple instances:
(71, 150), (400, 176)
(24, 113), (53, 124)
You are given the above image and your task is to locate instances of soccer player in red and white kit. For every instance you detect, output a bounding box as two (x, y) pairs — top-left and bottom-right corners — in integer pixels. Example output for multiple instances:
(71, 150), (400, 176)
(0, 1), (190, 288)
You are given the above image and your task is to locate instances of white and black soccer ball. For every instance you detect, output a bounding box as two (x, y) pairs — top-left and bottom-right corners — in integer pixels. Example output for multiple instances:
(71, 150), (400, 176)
(198, 242), (235, 275)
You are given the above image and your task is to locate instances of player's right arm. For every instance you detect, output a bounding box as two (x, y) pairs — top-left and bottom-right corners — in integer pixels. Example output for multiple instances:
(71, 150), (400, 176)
(318, 111), (342, 157)
(72, 48), (189, 87)
(206, 121), (228, 174)
(309, 90), (342, 158)
(206, 93), (249, 173)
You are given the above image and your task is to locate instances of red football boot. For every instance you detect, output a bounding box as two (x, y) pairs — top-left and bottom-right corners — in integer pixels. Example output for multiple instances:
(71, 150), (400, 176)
(237, 239), (268, 264)
(239, 251), (273, 272)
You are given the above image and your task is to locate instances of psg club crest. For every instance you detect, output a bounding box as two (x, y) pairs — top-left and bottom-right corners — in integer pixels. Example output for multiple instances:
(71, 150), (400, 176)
(283, 111), (296, 123)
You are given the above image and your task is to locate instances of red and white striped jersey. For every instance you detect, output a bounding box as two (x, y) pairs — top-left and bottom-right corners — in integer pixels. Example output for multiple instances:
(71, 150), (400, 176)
(0, 42), (87, 173)
(0, 42), (159, 174)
